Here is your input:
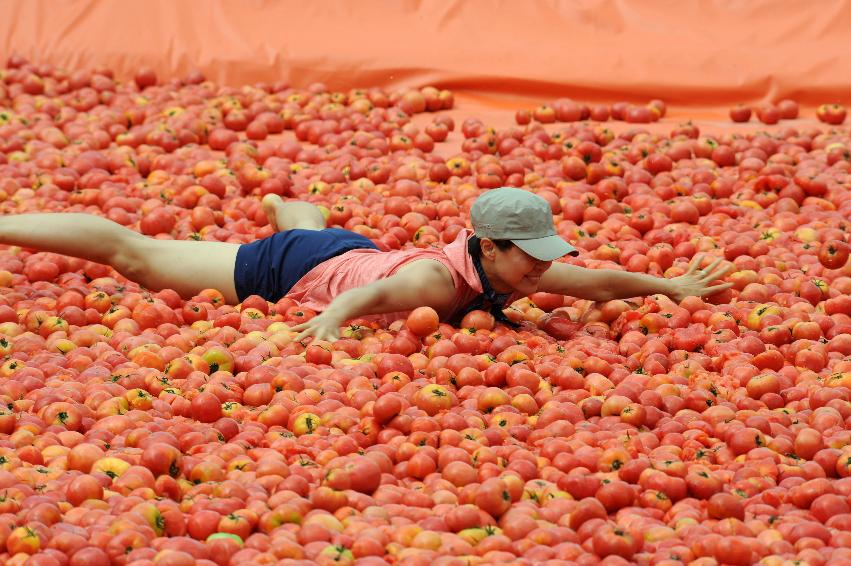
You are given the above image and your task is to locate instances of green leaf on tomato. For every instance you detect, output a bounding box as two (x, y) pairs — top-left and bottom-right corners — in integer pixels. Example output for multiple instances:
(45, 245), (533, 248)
(207, 532), (244, 545)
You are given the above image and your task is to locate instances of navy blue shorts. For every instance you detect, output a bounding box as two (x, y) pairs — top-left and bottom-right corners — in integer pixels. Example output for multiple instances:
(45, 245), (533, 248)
(233, 228), (378, 302)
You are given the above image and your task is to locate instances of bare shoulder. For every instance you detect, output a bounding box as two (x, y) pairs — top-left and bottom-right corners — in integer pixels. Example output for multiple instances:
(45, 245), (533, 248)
(396, 258), (453, 279)
(394, 259), (457, 308)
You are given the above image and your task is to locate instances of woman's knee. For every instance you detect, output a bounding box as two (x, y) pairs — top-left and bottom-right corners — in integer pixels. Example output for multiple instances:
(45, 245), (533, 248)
(107, 234), (157, 286)
(109, 237), (240, 301)
(280, 202), (326, 231)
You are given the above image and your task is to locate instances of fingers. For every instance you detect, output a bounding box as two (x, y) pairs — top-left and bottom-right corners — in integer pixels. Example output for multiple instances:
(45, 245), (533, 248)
(293, 329), (312, 343)
(685, 253), (704, 275)
(708, 263), (735, 283)
(311, 327), (336, 342)
(702, 282), (734, 295)
(718, 263), (736, 278)
(699, 257), (723, 279)
(293, 320), (320, 343)
(688, 255), (734, 283)
(294, 322), (341, 344)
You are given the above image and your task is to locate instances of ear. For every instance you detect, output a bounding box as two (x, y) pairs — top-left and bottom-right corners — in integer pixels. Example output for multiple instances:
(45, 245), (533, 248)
(480, 238), (497, 261)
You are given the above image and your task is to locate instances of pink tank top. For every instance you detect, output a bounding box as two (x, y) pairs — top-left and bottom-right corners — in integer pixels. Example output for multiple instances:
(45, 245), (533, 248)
(285, 229), (488, 327)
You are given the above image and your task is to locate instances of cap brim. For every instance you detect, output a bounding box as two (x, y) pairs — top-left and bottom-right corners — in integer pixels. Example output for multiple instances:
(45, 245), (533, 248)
(512, 235), (579, 261)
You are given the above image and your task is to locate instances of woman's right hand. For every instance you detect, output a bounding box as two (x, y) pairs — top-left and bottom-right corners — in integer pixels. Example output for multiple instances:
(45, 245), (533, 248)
(289, 311), (344, 343)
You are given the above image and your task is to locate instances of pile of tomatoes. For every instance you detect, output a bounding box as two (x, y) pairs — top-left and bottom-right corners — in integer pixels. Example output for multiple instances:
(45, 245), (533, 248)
(0, 54), (849, 566)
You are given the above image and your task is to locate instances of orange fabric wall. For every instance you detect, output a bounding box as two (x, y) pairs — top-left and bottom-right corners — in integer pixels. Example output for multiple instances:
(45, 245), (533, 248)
(2, 0), (849, 108)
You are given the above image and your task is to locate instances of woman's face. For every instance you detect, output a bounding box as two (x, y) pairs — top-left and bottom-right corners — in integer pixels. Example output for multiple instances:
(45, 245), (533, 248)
(481, 239), (552, 295)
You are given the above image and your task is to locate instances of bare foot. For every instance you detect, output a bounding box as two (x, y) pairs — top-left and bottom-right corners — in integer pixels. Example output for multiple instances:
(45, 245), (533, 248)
(261, 195), (327, 232)
(261, 194), (285, 232)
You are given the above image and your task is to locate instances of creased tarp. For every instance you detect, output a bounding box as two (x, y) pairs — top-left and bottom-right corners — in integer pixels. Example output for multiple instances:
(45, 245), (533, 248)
(1, 0), (850, 110)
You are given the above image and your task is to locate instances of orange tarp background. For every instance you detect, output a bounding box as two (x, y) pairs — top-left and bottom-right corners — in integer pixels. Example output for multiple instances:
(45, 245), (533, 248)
(3, 0), (850, 107)
(2, 0), (850, 141)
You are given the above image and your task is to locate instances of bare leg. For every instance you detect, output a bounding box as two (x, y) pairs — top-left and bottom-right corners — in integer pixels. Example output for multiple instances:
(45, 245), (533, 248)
(0, 213), (241, 304)
(262, 195), (326, 232)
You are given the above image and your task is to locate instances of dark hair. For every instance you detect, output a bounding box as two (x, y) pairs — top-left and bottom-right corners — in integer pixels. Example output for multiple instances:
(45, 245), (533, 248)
(468, 235), (514, 260)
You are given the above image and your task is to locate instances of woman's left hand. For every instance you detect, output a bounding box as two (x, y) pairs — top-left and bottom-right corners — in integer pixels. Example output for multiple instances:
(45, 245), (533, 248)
(667, 254), (734, 302)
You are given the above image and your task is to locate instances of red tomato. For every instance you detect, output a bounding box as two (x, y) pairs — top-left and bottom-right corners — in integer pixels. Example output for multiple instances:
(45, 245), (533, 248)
(65, 475), (104, 506)
(372, 393), (404, 424)
(714, 535), (754, 566)
(475, 478), (511, 518)
(140, 207), (176, 235)
(707, 492), (745, 520)
(596, 480), (635, 512)
(819, 239), (850, 269)
(190, 392), (222, 423)
(461, 309), (496, 331)
(405, 306), (440, 337)
(140, 442), (183, 478)
(592, 525), (641, 559)
(69, 547), (111, 566)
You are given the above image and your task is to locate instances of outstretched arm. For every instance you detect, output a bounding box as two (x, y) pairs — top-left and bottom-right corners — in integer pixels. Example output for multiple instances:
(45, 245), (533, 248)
(289, 260), (456, 342)
(537, 254), (734, 303)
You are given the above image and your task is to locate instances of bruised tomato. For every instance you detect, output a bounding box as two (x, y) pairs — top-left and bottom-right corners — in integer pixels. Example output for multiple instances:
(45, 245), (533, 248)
(539, 313), (581, 340)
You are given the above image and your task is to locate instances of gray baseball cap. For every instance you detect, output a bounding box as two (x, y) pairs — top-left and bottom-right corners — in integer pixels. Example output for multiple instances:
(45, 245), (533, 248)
(471, 187), (578, 261)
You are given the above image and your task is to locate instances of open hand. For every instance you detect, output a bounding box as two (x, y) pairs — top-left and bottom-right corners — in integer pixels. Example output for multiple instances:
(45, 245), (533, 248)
(668, 254), (734, 302)
(289, 311), (344, 343)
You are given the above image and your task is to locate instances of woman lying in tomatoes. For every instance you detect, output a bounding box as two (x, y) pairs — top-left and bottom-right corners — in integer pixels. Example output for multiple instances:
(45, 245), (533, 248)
(0, 187), (732, 341)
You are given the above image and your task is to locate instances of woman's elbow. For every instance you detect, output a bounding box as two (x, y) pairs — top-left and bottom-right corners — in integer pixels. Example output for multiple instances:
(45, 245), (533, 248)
(565, 286), (614, 302)
(592, 289), (617, 302)
(582, 288), (615, 302)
